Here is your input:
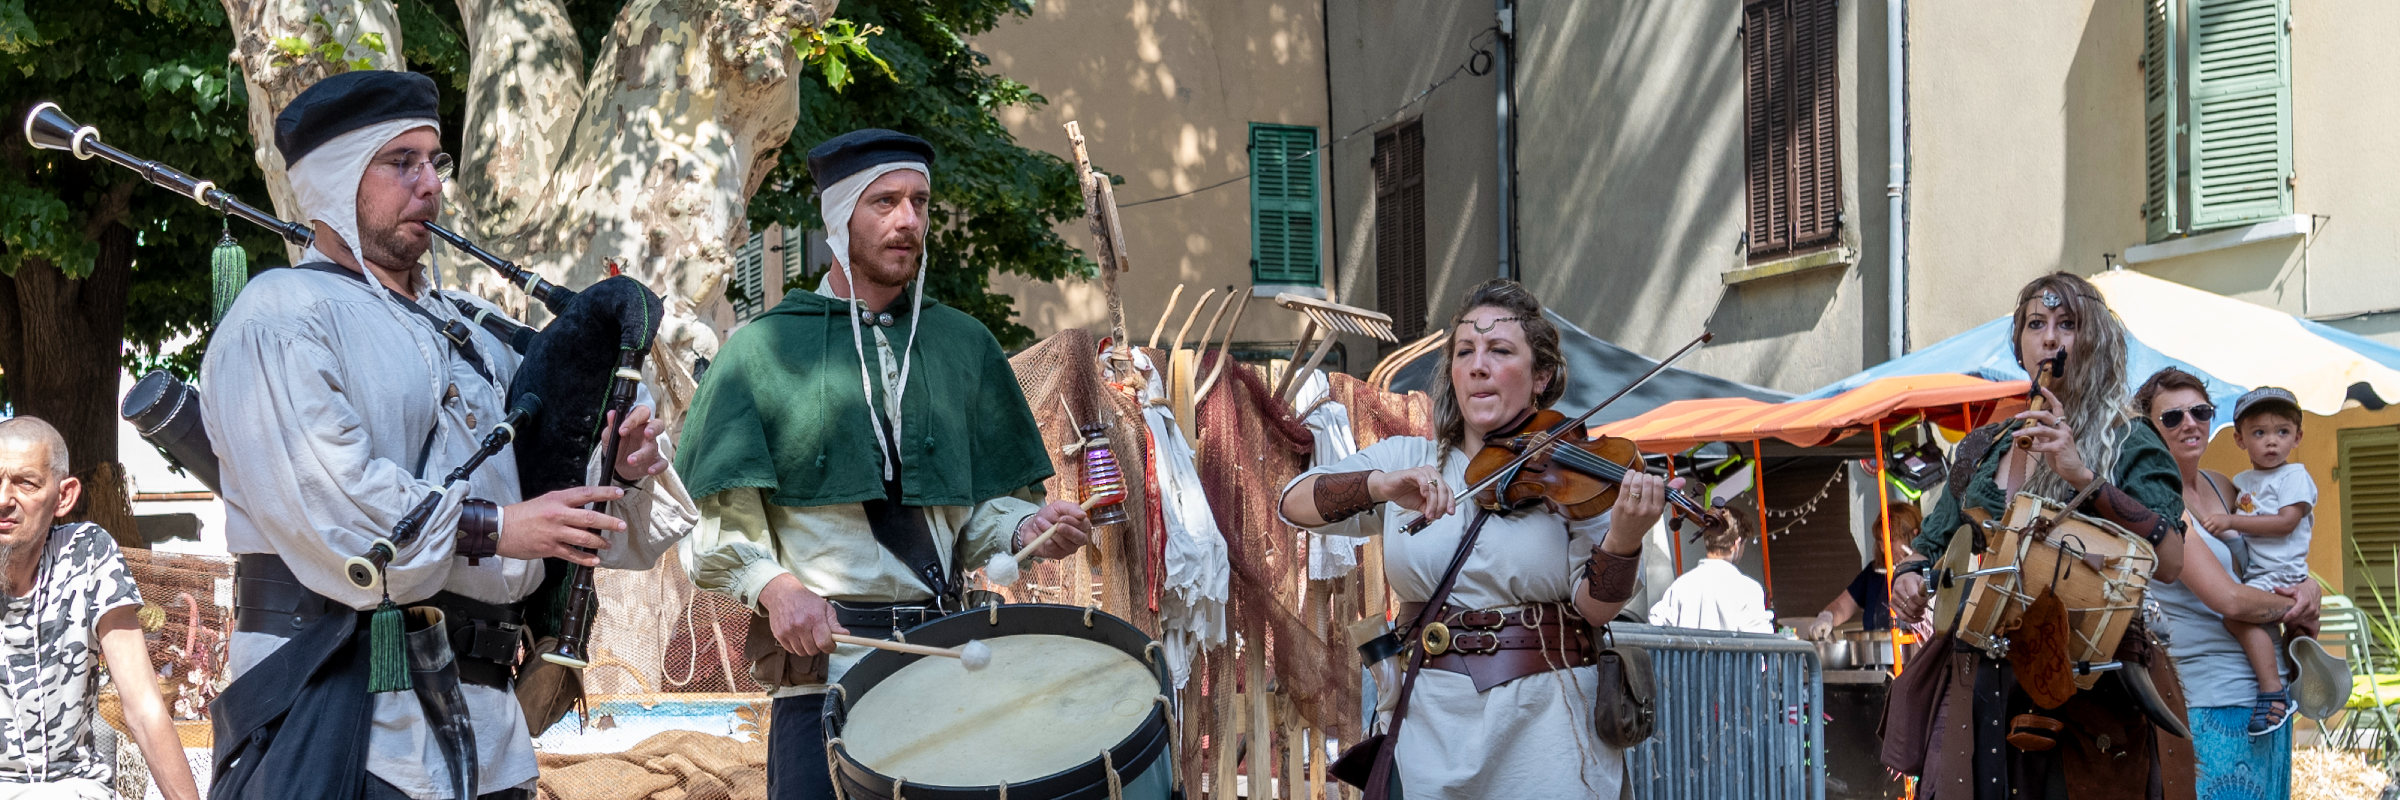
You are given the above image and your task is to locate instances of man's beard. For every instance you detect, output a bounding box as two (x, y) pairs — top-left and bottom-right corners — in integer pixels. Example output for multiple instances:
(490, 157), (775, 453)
(0, 539), (17, 597)
(848, 238), (922, 291)
(359, 213), (429, 270)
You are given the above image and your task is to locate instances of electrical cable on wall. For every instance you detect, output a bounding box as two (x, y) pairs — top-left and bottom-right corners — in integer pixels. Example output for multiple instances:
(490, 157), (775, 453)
(1118, 27), (1501, 209)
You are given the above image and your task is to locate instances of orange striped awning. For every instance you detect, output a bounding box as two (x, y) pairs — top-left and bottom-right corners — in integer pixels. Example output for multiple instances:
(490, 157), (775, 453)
(1591, 373), (2033, 452)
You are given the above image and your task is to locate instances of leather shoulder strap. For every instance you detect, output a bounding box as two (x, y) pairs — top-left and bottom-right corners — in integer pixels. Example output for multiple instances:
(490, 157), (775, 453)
(293, 262), (494, 384)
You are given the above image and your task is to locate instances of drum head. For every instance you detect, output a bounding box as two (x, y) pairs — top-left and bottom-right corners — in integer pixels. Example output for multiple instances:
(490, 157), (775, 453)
(842, 634), (1158, 786)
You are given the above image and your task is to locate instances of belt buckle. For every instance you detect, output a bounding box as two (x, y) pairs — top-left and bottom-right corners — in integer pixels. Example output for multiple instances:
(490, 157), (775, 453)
(1453, 631), (1504, 656)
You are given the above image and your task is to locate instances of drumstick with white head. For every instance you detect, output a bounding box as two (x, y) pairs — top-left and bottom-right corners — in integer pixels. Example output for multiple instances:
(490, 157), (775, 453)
(831, 634), (993, 671)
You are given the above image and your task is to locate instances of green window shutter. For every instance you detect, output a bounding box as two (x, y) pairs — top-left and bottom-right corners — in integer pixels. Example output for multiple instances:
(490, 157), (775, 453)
(1250, 123), (1321, 285)
(2340, 427), (2400, 594)
(2143, 0), (2180, 241)
(732, 230), (766, 321)
(2186, 0), (2294, 231)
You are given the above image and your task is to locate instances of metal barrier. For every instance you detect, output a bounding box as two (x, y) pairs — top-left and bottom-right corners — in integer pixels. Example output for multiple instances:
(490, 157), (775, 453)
(1613, 623), (1826, 800)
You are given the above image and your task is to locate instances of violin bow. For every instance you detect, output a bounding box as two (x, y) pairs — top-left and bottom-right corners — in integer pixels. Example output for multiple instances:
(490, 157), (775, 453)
(1398, 330), (1715, 534)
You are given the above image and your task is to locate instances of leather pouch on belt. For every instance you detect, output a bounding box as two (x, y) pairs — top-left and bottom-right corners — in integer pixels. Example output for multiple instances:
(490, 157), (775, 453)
(2010, 589), (2077, 710)
(744, 613), (828, 687)
(2007, 713), (2065, 751)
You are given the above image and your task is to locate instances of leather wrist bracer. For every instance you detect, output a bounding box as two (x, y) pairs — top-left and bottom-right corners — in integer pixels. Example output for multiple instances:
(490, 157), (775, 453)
(1313, 471), (1377, 523)
(456, 498), (500, 564)
(1586, 545), (1641, 604)
(2084, 482), (2177, 545)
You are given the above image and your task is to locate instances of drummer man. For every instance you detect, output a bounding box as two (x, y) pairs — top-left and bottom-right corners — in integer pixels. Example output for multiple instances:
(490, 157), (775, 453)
(676, 129), (1092, 800)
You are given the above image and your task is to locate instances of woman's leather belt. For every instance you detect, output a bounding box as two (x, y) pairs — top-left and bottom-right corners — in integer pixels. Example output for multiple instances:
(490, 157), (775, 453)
(1398, 602), (1597, 692)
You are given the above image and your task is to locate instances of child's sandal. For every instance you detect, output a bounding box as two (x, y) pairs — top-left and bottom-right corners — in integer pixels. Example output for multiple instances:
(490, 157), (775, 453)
(2247, 689), (2293, 736)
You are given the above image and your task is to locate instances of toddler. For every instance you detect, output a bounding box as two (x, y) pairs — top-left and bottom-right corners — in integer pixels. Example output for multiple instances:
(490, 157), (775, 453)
(2209, 387), (2315, 736)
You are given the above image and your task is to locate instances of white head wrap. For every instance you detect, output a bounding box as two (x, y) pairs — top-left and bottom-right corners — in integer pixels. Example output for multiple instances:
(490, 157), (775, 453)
(820, 160), (930, 481)
(288, 117), (438, 289)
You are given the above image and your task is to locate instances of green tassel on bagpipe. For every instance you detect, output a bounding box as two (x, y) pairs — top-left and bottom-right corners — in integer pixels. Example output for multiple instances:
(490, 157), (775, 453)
(211, 218), (247, 325)
(367, 599), (412, 693)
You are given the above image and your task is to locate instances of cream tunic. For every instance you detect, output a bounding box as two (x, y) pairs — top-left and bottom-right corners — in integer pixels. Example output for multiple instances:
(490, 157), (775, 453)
(202, 260), (695, 799)
(1286, 436), (1624, 798)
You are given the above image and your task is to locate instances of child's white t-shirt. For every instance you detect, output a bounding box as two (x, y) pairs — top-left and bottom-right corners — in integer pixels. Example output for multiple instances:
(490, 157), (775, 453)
(2231, 463), (2316, 589)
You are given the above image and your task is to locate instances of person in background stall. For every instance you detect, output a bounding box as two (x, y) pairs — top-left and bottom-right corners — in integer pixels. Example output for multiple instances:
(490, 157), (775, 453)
(1647, 516), (1774, 633)
(0, 417), (200, 800)
(1807, 502), (1936, 645)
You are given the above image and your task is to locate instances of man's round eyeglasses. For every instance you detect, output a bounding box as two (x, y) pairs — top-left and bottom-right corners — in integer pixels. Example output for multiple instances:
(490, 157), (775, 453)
(382, 150), (454, 185)
(2156, 404), (2215, 429)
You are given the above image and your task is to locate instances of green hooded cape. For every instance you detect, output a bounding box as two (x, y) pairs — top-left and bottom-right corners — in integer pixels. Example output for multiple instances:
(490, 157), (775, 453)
(675, 288), (1054, 508)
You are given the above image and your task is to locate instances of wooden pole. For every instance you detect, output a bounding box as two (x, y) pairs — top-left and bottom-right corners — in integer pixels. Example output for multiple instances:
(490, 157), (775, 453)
(1065, 121), (1133, 373)
(1247, 644), (1272, 798)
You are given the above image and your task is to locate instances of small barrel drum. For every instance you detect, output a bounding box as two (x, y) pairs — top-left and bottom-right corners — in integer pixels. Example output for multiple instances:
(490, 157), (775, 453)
(825, 604), (1175, 800)
(1955, 494), (2158, 689)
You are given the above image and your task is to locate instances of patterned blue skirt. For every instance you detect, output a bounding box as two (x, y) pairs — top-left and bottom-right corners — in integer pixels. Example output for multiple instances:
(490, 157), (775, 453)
(2188, 705), (2291, 800)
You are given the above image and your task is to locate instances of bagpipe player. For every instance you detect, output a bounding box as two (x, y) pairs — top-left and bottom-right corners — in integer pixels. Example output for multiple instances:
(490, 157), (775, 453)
(199, 71), (694, 800)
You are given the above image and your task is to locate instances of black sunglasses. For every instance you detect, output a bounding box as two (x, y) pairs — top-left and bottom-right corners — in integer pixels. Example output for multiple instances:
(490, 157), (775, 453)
(2156, 404), (2216, 429)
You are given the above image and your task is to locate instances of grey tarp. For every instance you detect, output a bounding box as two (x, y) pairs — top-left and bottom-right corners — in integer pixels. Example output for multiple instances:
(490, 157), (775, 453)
(1387, 310), (1788, 425)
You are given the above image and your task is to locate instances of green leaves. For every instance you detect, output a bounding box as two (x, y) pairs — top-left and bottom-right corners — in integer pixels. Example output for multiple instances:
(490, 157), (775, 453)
(795, 18), (898, 93)
(0, 0), (274, 374)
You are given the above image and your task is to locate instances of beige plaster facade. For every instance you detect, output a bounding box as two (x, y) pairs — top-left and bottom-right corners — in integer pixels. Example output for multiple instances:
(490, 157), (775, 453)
(973, 0), (1332, 357)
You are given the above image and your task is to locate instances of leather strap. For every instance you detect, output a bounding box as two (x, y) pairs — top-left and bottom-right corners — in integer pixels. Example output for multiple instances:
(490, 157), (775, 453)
(293, 262), (495, 384)
(1397, 602), (1596, 691)
(861, 413), (953, 601)
(1364, 509), (1494, 798)
(234, 553), (525, 689)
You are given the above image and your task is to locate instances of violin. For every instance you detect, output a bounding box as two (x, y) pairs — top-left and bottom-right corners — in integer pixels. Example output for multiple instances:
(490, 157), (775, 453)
(1465, 408), (1730, 535)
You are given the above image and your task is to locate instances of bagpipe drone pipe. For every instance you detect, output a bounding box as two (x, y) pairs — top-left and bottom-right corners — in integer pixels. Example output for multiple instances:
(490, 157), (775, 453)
(30, 102), (662, 667)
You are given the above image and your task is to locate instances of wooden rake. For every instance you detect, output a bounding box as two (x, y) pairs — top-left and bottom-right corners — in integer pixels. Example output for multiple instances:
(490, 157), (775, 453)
(1270, 293), (1400, 405)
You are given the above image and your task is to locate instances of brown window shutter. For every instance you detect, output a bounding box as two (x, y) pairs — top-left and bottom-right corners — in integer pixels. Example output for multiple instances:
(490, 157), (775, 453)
(1743, 0), (1793, 256)
(1790, 0), (1841, 247)
(1374, 121), (1430, 341)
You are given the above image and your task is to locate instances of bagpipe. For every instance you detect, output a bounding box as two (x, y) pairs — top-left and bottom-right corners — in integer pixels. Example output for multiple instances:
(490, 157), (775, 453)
(28, 102), (657, 668)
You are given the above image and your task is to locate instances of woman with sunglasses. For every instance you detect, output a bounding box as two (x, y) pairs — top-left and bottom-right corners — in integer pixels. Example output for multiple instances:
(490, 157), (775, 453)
(1886, 272), (2194, 799)
(2136, 367), (2319, 800)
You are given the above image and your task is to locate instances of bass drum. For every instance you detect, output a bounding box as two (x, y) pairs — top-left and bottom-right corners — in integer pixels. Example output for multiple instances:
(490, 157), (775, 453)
(825, 604), (1175, 800)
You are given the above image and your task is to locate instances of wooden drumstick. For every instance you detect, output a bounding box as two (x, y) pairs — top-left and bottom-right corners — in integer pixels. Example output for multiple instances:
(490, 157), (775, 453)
(831, 634), (992, 670)
(984, 493), (1112, 586)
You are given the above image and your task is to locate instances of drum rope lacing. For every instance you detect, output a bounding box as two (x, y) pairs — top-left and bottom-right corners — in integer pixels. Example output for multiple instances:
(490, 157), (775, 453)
(823, 737), (849, 800)
(1101, 750), (1123, 799)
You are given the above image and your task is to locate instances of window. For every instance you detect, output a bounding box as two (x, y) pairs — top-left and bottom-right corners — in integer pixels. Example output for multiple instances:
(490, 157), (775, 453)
(2144, 0), (2294, 241)
(732, 229), (768, 321)
(1250, 123), (1322, 286)
(2341, 427), (2400, 593)
(1373, 121), (1428, 342)
(1742, 0), (1841, 262)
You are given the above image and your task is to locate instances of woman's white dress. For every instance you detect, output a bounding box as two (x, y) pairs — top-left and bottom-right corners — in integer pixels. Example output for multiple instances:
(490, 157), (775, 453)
(1289, 436), (1623, 798)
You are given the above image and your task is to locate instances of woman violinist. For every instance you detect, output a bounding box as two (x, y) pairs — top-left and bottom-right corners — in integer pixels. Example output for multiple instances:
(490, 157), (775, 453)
(1279, 280), (1682, 797)
(1886, 272), (2194, 799)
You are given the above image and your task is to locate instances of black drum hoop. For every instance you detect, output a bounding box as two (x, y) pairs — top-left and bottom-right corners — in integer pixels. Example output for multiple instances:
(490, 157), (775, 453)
(824, 603), (1175, 800)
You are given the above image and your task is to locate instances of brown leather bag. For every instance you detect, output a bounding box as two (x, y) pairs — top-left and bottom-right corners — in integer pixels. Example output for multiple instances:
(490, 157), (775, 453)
(743, 613), (828, 687)
(1592, 629), (1657, 748)
(1878, 631), (1953, 776)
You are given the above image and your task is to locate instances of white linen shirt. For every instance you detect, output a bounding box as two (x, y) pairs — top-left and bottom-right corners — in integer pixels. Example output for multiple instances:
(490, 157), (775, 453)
(1646, 558), (1776, 633)
(201, 257), (692, 799)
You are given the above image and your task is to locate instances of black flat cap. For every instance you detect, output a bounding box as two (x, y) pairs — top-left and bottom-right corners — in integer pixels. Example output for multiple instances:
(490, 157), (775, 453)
(807, 129), (934, 189)
(274, 70), (440, 167)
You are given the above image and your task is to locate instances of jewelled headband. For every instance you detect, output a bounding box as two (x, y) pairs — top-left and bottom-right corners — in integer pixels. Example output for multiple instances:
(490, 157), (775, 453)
(1461, 315), (1534, 334)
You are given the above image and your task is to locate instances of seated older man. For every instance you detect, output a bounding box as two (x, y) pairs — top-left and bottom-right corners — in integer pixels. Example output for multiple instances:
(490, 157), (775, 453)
(0, 417), (199, 800)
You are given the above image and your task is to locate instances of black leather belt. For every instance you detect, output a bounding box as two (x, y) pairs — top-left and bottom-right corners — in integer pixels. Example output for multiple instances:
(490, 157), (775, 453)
(829, 600), (953, 641)
(235, 553), (525, 689)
